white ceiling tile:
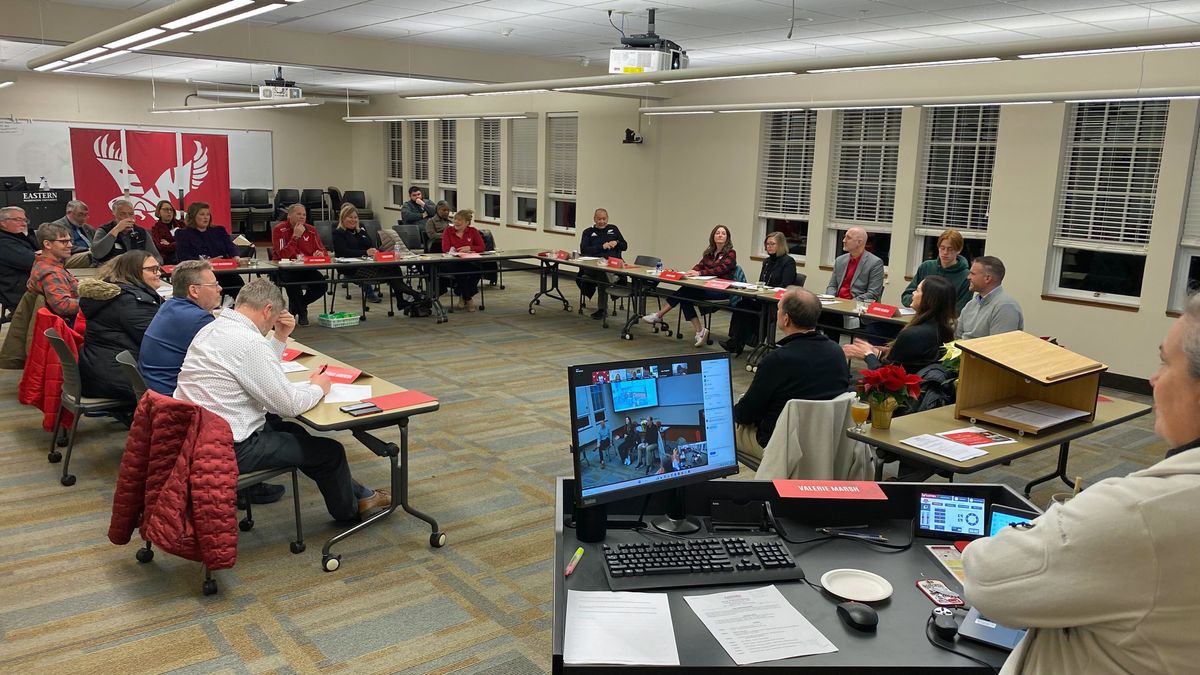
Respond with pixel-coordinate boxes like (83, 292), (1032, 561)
(277, 15), (385, 32)
(357, 0), (468, 10)
(934, 4), (1041, 21)
(1015, 0), (1127, 11)
(918, 22), (1004, 36)
(806, 35), (880, 47)
(473, 0), (577, 13)
(1089, 15), (1197, 30)
(953, 29), (1044, 43)
(1151, 0), (1200, 14)
(345, 2), (430, 19)
(981, 15), (1079, 30)
(874, 0), (994, 10)
(867, 13), (962, 29)
(854, 28), (937, 41)
(1059, 6), (1165, 23)
(1010, 22), (1115, 38)
(878, 35), (973, 48)
(415, 13), (494, 28)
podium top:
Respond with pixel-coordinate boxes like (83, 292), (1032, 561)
(956, 330), (1106, 385)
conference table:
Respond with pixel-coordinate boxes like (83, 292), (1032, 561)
(845, 398), (1152, 495)
(283, 339), (446, 572)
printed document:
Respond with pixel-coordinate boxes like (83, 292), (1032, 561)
(564, 590), (679, 665)
(684, 585), (837, 665)
(279, 361), (308, 373)
(902, 434), (988, 461)
(323, 384), (373, 404)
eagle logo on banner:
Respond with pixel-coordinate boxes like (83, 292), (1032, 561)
(92, 134), (209, 220)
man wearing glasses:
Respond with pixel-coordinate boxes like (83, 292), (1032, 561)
(138, 259), (221, 397)
(0, 207), (37, 311)
(27, 222), (80, 324)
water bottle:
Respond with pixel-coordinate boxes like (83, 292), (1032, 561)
(655, 260), (663, 275)
(392, 241), (401, 256)
(38, 176), (49, 190)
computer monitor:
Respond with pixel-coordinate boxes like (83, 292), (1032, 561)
(568, 352), (739, 533)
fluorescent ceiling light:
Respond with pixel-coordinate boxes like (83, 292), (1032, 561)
(644, 110), (715, 116)
(808, 57), (1000, 73)
(671, 72), (795, 84)
(810, 105), (913, 111)
(64, 47), (108, 63)
(553, 82), (656, 92)
(405, 93), (469, 100)
(149, 98), (321, 113)
(33, 61), (68, 72)
(130, 32), (193, 50)
(104, 28), (164, 49)
(194, 3), (285, 31)
(86, 50), (130, 65)
(1018, 42), (1200, 59)
(1064, 95), (1200, 103)
(469, 89), (550, 96)
(162, 0), (253, 30)
(0, 81), (13, 89)
(342, 112), (536, 123)
(717, 108), (807, 114)
(56, 63), (89, 72)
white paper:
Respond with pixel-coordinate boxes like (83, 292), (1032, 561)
(1008, 400), (1089, 422)
(280, 361), (309, 373)
(335, 257), (361, 263)
(936, 426), (1016, 448)
(684, 585), (836, 665)
(897, 307), (916, 315)
(323, 383), (373, 404)
(820, 300), (838, 305)
(692, 275), (716, 280)
(232, 234), (252, 246)
(575, 256), (600, 261)
(564, 590), (679, 666)
(155, 284), (172, 298)
(901, 434), (988, 461)
(984, 406), (1059, 429)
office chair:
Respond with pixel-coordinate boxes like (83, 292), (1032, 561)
(673, 264), (745, 346)
(393, 223), (422, 250)
(477, 228), (503, 288)
(300, 189), (326, 221)
(612, 255), (669, 336)
(750, 392), (874, 480)
(326, 186), (344, 213)
(244, 188), (274, 235)
(44, 328), (128, 486)
(274, 189), (300, 221)
(229, 189), (250, 235)
(343, 191), (373, 220)
(114, 350), (147, 401)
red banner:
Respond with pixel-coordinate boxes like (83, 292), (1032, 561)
(68, 128), (126, 226)
(125, 130), (178, 229)
(179, 133), (230, 228)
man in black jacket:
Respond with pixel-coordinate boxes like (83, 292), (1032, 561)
(0, 207), (37, 310)
(576, 208), (628, 319)
(734, 288), (851, 458)
(399, 186), (437, 224)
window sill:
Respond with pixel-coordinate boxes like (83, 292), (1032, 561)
(1040, 294), (1140, 312)
(544, 227), (575, 236)
(476, 218), (500, 225)
(506, 223), (536, 231)
(384, 206), (402, 212)
(1167, 310), (1182, 318)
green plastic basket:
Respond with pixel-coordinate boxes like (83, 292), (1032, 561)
(317, 312), (360, 328)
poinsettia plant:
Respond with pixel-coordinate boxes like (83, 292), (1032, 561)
(857, 364), (922, 407)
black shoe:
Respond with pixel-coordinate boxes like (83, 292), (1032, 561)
(720, 338), (743, 356)
(590, 308), (606, 320)
(236, 482), (285, 509)
(298, 313), (309, 326)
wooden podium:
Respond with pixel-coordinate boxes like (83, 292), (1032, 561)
(954, 331), (1107, 435)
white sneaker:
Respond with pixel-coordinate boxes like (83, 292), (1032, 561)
(694, 328), (709, 347)
(641, 312), (660, 325)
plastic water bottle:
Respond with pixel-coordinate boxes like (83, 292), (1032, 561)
(656, 260), (663, 275)
(393, 241), (401, 256)
(38, 176), (49, 190)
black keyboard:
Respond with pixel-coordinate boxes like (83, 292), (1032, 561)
(602, 536), (804, 591)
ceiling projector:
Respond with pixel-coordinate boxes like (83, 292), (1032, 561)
(259, 67), (302, 101)
(609, 9), (688, 74)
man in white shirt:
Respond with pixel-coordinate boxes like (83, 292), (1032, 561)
(175, 278), (389, 521)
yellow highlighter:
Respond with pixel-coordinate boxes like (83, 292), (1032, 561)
(564, 547), (584, 577)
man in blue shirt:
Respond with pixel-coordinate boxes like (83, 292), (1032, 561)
(138, 259), (220, 396)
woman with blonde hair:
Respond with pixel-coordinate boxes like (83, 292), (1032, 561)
(332, 203), (382, 303)
(722, 231), (798, 356)
(441, 208), (485, 311)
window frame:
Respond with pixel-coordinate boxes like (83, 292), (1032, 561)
(509, 117), (539, 228)
(437, 119), (457, 200)
(1171, 117), (1200, 312)
(826, 107), (903, 264)
(477, 119), (502, 223)
(546, 114), (578, 232)
(409, 119), (430, 192)
(757, 110), (817, 260)
(386, 121), (404, 209)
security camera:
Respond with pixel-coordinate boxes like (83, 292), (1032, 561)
(623, 128), (643, 144)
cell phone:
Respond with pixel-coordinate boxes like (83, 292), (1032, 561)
(339, 402), (376, 413)
(347, 405), (382, 417)
(916, 579), (966, 607)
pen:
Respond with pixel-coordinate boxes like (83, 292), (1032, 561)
(564, 547), (584, 577)
(317, 364), (327, 375)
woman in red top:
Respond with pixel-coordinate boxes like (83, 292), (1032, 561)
(441, 209), (486, 312)
(270, 203), (328, 325)
(642, 224), (737, 347)
(150, 200), (180, 264)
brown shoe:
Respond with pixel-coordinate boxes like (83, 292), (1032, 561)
(465, 297), (477, 312)
(358, 489), (391, 516)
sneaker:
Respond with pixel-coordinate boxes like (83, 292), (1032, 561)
(694, 327), (709, 347)
(640, 312), (660, 325)
(358, 488), (391, 517)
(590, 308), (606, 320)
(368, 290), (383, 304)
(236, 482), (285, 509)
(465, 297), (477, 312)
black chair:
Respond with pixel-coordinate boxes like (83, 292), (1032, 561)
(301, 189), (326, 221)
(344, 190), (373, 220)
(244, 188), (274, 235)
(393, 223), (422, 251)
(477, 228), (503, 289)
(327, 186), (344, 213)
(361, 220), (382, 248)
(229, 189), (250, 235)
(274, 189), (300, 221)
(114, 350), (147, 401)
(313, 221), (336, 251)
(610, 255), (666, 333)
(44, 328), (128, 486)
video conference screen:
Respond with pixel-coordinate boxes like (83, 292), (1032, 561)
(569, 353), (738, 507)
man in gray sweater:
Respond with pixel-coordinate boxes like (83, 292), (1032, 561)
(956, 255), (1023, 339)
(962, 295), (1200, 674)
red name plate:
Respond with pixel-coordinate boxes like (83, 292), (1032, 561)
(161, 265), (175, 275)
(659, 270), (684, 281)
(321, 365), (362, 383)
(555, 250), (570, 260)
(865, 302), (898, 318)
(303, 255), (331, 265)
(281, 348), (306, 362)
(704, 278), (732, 289)
(537, 250), (552, 257)
(774, 288), (788, 299)
(606, 256), (624, 268)
(774, 480), (888, 500)
(373, 251), (396, 262)
(209, 258), (238, 270)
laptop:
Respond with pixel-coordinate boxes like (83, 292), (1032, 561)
(958, 504), (1037, 651)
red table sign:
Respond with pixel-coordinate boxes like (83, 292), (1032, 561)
(304, 255), (331, 265)
(281, 348), (307, 362)
(774, 480), (888, 500)
(366, 390), (437, 411)
(321, 365), (362, 383)
(606, 256), (625, 268)
(774, 288), (788, 299)
(865, 302), (898, 318)
(659, 270), (684, 281)
(209, 257), (238, 270)
(161, 264), (175, 275)
(373, 251), (396, 262)
(555, 250), (570, 260)
(704, 278), (733, 290)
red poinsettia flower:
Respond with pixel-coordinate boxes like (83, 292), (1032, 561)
(857, 364), (921, 407)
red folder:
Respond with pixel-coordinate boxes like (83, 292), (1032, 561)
(774, 288), (787, 299)
(659, 270), (684, 281)
(281, 348), (306, 362)
(774, 480), (888, 500)
(303, 255), (331, 265)
(704, 279), (732, 290)
(865, 302), (898, 318)
(209, 258), (238, 270)
(373, 251), (396, 262)
(321, 365), (362, 383)
(366, 390), (437, 411)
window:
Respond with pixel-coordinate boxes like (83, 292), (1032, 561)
(410, 120), (429, 188)
(1049, 101), (1168, 302)
(758, 110), (816, 257)
(510, 117), (537, 225)
(438, 119), (456, 194)
(478, 119), (502, 221)
(914, 105), (998, 271)
(829, 107), (903, 264)
(1171, 119), (1200, 311)
(442, 189), (458, 211)
(386, 122), (403, 208)
(547, 115), (578, 230)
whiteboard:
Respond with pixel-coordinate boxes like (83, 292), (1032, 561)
(0, 118), (272, 189)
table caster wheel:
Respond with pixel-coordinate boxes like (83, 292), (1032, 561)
(746, 364), (754, 372)
(528, 308), (535, 314)
(562, 304), (570, 312)
(202, 579), (218, 595)
(969, 417), (977, 424)
(61, 474), (76, 487)
(623, 334), (632, 340)
(534, 299), (541, 305)
(48, 450), (62, 463)
(322, 555), (341, 572)
(290, 541), (306, 554)
(136, 547), (154, 563)
(430, 531), (447, 548)
(239, 518), (254, 532)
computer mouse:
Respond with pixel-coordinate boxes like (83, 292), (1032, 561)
(837, 601), (879, 632)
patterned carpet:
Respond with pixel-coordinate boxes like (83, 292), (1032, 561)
(0, 267), (1165, 673)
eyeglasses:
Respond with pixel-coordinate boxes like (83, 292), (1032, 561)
(2, 216), (29, 223)
(191, 282), (221, 288)
(52, 238), (73, 244)
(143, 265), (162, 273)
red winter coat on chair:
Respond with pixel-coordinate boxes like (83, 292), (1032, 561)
(108, 390), (240, 570)
(18, 308), (86, 431)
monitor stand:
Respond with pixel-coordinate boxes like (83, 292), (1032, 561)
(651, 487), (701, 534)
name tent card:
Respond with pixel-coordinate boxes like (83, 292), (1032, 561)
(366, 390), (437, 411)
(774, 480), (888, 500)
(281, 348), (307, 362)
(303, 255), (331, 265)
(865, 302), (898, 318)
(209, 258), (238, 270)
(774, 288), (788, 300)
(606, 256), (625, 268)
(322, 365), (362, 383)
(659, 270), (684, 281)
(704, 279), (733, 290)
(373, 251), (396, 262)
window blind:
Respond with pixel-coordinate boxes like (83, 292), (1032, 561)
(1054, 101), (1168, 253)
(1180, 121), (1200, 247)
(438, 120), (456, 185)
(410, 120), (429, 182)
(510, 117), (537, 192)
(478, 119), (501, 190)
(830, 108), (902, 227)
(758, 110), (817, 218)
(387, 122), (403, 181)
(917, 105), (999, 236)
(548, 116), (578, 197)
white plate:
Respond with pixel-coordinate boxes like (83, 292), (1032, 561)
(820, 569), (893, 602)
